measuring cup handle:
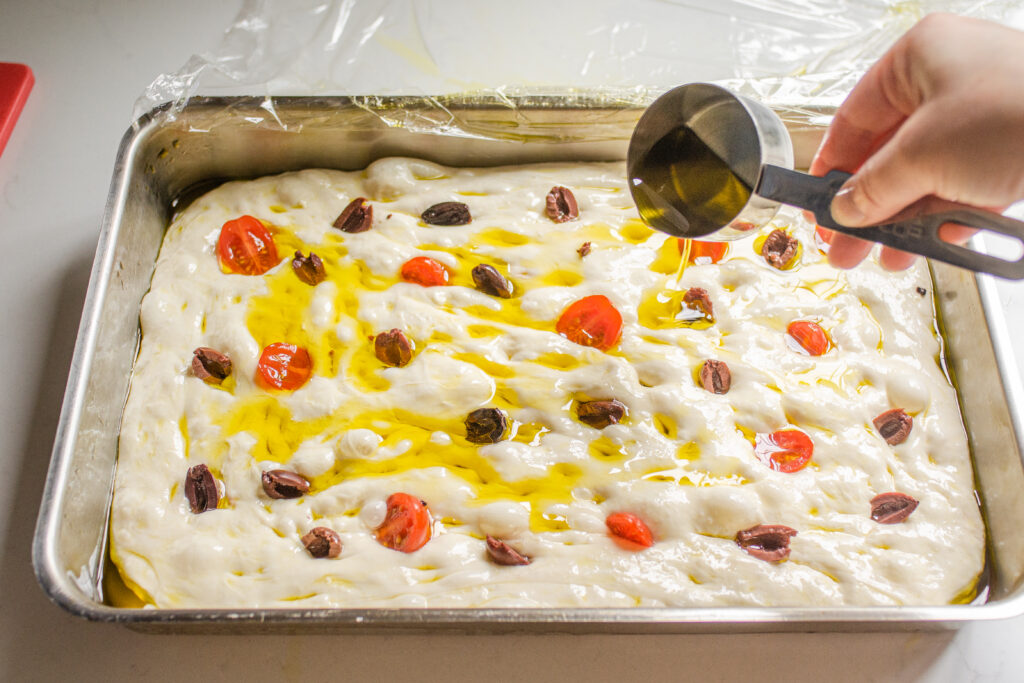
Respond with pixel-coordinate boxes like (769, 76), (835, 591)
(758, 165), (1024, 279)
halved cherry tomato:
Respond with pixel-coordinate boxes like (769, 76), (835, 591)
(755, 429), (814, 473)
(256, 343), (312, 390)
(606, 511), (654, 550)
(677, 238), (728, 265)
(401, 256), (450, 287)
(787, 320), (830, 356)
(815, 225), (834, 249)
(556, 295), (622, 351)
(374, 493), (432, 552)
(217, 215), (279, 275)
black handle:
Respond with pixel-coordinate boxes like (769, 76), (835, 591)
(757, 165), (1024, 280)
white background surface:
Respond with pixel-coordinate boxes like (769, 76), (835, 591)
(2, 1), (1024, 681)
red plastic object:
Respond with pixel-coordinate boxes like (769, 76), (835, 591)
(0, 63), (33, 159)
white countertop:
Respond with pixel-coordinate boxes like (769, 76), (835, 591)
(2, 1), (1023, 680)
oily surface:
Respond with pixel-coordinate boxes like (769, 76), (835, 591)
(111, 158), (983, 608)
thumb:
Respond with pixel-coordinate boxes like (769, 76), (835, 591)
(829, 113), (937, 227)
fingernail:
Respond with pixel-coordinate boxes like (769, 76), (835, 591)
(830, 183), (867, 226)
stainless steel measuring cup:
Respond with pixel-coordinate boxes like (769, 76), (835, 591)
(627, 82), (1024, 279)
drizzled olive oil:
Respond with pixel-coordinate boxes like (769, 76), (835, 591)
(631, 125), (752, 237)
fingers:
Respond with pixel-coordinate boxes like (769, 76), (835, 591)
(823, 235), (921, 271)
(937, 223), (977, 245)
(878, 247), (917, 271)
(820, 195), (985, 270)
(826, 237), (918, 271)
(826, 232), (874, 269)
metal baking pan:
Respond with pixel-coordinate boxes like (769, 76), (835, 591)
(32, 95), (1024, 633)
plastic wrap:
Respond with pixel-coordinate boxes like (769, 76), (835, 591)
(135, 0), (1021, 138)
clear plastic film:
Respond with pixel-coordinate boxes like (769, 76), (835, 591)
(135, 0), (1023, 138)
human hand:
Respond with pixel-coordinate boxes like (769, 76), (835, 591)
(810, 13), (1024, 270)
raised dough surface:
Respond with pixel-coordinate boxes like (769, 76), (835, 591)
(111, 158), (984, 608)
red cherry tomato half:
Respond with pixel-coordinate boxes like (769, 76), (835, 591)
(556, 295), (623, 351)
(677, 238), (728, 265)
(815, 225), (834, 248)
(401, 256), (450, 287)
(256, 343), (312, 391)
(755, 429), (814, 473)
(217, 215), (279, 275)
(787, 320), (830, 356)
(374, 493), (432, 552)
(605, 512), (654, 550)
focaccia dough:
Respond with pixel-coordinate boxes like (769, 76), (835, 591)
(111, 158), (984, 608)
